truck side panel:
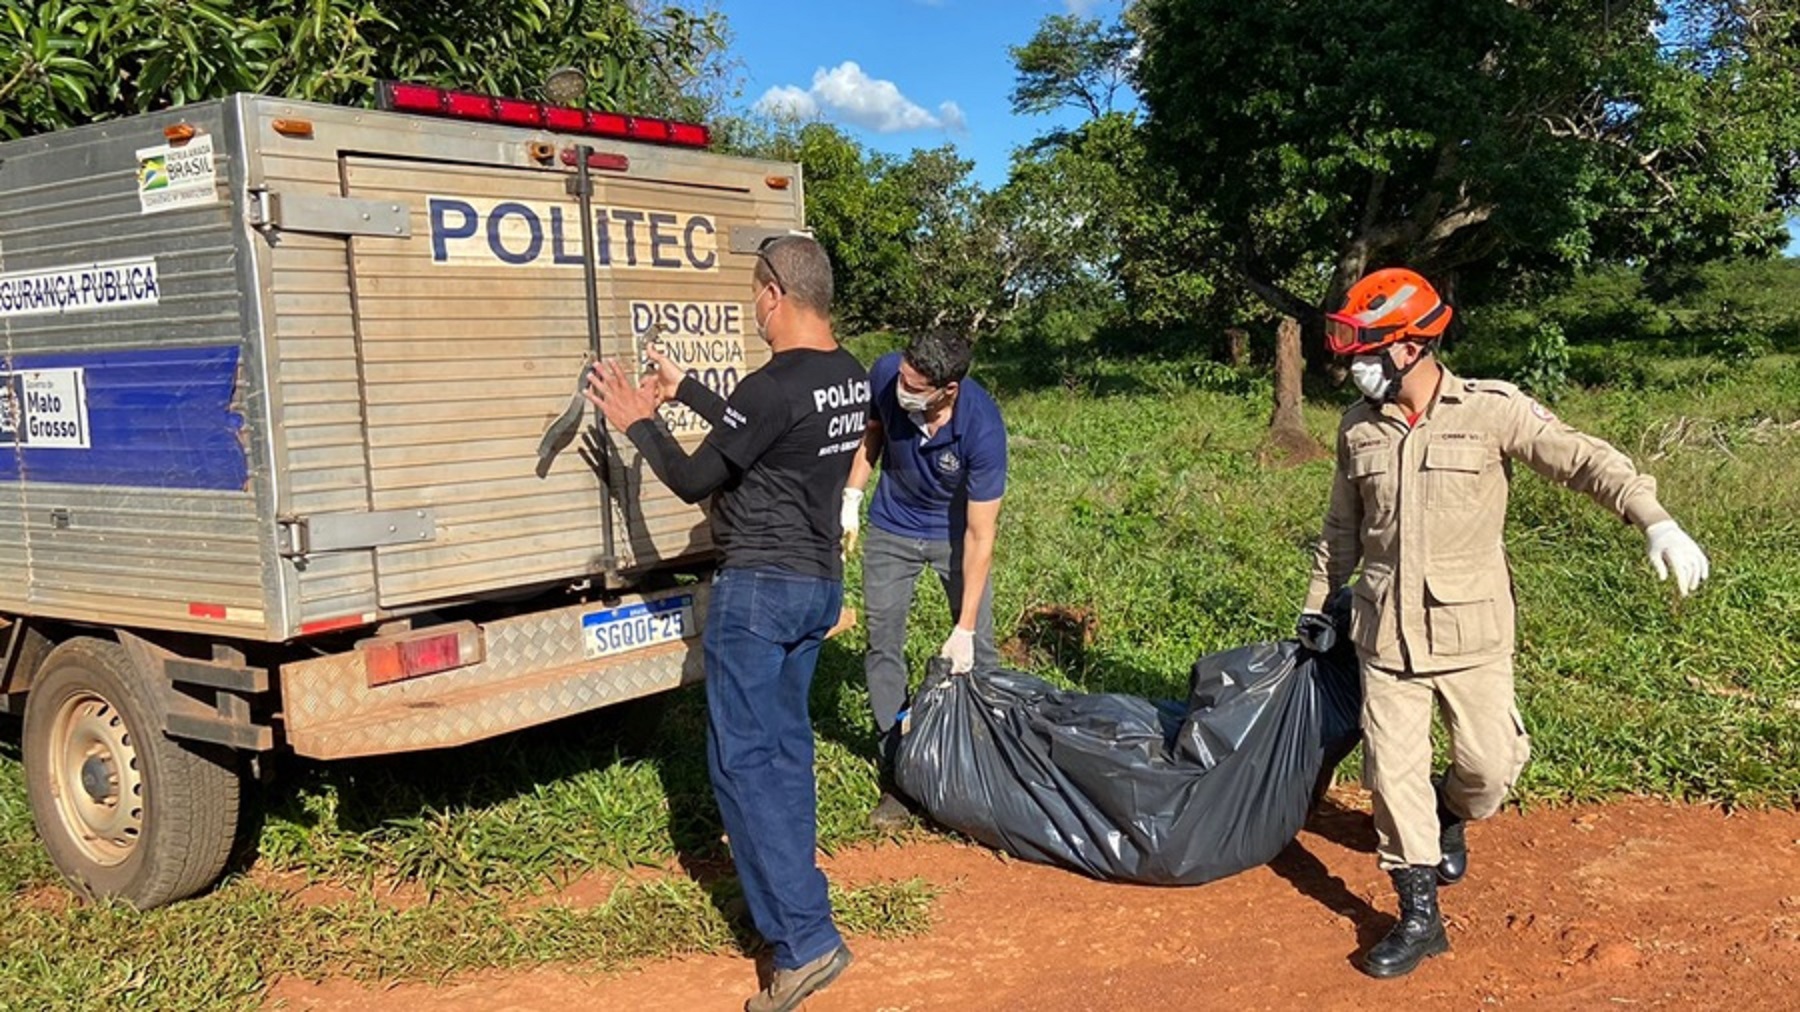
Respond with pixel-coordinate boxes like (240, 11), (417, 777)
(0, 105), (276, 636)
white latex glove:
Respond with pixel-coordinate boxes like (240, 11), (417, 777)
(940, 627), (975, 674)
(840, 487), (864, 554)
(1645, 520), (1710, 597)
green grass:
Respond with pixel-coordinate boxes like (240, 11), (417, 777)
(0, 873), (935, 1012)
(0, 345), (1796, 1005)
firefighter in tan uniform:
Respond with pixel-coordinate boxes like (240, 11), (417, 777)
(1297, 268), (1711, 979)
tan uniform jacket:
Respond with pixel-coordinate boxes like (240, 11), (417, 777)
(1302, 366), (1671, 674)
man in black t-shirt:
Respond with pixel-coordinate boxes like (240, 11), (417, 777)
(587, 235), (869, 1012)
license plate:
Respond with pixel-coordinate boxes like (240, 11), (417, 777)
(581, 594), (695, 659)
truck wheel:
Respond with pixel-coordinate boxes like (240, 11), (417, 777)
(22, 638), (241, 907)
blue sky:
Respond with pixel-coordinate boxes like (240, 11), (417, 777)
(711, 0), (1121, 188)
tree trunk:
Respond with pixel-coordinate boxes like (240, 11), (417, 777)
(1270, 316), (1305, 434)
(1224, 327), (1249, 367)
(1262, 315), (1328, 466)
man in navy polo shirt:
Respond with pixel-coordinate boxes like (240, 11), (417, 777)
(842, 328), (1007, 830)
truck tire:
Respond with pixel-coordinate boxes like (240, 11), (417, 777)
(22, 637), (241, 908)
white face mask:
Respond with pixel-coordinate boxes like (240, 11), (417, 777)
(895, 387), (933, 413)
(1350, 355), (1394, 402)
(751, 285), (777, 345)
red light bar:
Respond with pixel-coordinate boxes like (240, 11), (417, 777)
(586, 111), (631, 138)
(374, 81), (711, 148)
(444, 90), (494, 118)
(543, 105), (585, 131)
(670, 122), (711, 147)
(629, 117), (674, 143)
(494, 97), (543, 127)
(382, 81), (444, 114)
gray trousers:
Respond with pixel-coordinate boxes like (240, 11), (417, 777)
(863, 525), (998, 736)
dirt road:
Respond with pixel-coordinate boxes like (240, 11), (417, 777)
(271, 795), (1800, 1010)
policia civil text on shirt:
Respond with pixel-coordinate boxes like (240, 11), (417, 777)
(840, 328), (1008, 831)
(1298, 268), (1710, 980)
(586, 235), (869, 1012)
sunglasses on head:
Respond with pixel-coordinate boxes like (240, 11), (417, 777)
(756, 236), (788, 294)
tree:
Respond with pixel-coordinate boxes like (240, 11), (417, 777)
(1009, 12), (1137, 120)
(0, 0), (727, 140)
(884, 146), (1008, 334)
(1005, 13), (1226, 331)
(729, 119), (1012, 336)
(1135, 0), (1800, 365)
(1007, 9), (1308, 456)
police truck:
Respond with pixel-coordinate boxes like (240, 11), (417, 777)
(0, 85), (802, 906)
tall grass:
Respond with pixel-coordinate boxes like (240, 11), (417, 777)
(0, 346), (1794, 1006)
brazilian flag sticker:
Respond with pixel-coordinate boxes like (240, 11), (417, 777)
(138, 155), (169, 191)
(135, 133), (216, 214)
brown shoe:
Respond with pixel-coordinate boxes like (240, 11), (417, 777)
(745, 945), (853, 1012)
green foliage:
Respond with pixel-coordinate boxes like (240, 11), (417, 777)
(0, 752), (50, 896)
(0, 0), (727, 140)
(1001, 14), (1228, 335)
(1135, 0), (1800, 327)
(1517, 322), (1573, 401)
(2, 346), (1797, 1002)
(729, 119), (1025, 337)
(1455, 258), (1800, 387)
(1008, 13), (1136, 119)
(727, 121), (912, 333)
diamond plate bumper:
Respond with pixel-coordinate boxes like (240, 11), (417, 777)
(279, 585), (707, 759)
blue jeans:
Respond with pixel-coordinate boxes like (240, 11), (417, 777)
(703, 566), (845, 970)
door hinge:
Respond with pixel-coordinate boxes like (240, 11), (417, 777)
(279, 509), (437, 556)
(250, 191), (411, 238)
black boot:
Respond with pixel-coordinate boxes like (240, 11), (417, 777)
(1362, 865), (1450, 979)
(1435, 774), (1468, 886)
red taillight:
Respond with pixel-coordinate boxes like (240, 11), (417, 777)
(559, 148), (631, 172)
(360, 622), (484, 687)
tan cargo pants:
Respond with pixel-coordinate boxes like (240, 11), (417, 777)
(1363, 657), (1532, 870)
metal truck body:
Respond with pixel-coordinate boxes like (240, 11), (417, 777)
(0, 93), (799, 904)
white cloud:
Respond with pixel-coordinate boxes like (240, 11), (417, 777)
(1064, 0), (1105, 14)
(754, 61), (963, 134)
(754, 84), (818, 121)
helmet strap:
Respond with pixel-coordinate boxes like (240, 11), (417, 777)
(1370, 340), (1433, 403)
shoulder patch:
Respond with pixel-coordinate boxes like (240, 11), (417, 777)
(1529, 399), (1557, 423)
(1466, 378), (1521, 397)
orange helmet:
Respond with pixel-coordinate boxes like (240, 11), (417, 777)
(1324, 268), (1453, 356)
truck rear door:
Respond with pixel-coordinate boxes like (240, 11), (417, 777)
(340, 154), (777, 607)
